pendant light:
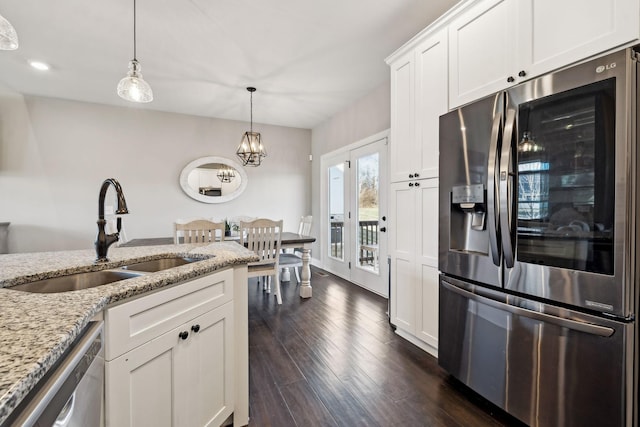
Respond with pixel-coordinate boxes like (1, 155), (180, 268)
(0, 13), (19, 50)
(217, 166), (236, 183)
(117, 0), (153, 103)
(236, 87), (267, 166)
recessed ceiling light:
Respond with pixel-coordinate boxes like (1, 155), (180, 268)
(29, 60), (50, 71)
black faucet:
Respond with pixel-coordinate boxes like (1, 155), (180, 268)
(95, 178), (129, 263)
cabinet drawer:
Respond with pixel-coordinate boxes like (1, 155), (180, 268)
(105, 268), (233, 360)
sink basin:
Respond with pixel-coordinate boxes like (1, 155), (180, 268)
(121, 256), (203, 273)
(8, 270), (142, 293)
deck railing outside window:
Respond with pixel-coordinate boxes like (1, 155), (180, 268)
(329, 220), (378, 266)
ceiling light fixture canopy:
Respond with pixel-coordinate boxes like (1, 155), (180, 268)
(0, 13), (19, 50)
(117, 0), (153, 103)
(236, 87), (267, 167)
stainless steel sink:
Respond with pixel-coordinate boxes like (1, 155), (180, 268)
(121, 256), (202, 273)
(7, 270), (142, 293)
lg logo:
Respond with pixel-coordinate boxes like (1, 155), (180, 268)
(596, 62), (617, 73)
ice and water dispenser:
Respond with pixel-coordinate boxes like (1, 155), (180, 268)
(449, 184), (489, 254)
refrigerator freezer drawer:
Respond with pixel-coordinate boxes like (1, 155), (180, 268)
(439, 276), (633, 427)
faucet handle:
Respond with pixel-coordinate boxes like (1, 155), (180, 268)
(116, 217), (122, 233)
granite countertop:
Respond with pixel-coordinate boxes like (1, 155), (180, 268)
(0, 242), (258, 425)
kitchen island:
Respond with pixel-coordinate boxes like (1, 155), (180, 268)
(0, 242), (257, 426)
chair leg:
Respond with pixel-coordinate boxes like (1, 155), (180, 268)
(294, 266), (301, 284)
(264, 276), (271, 292)
(273, 273), (282, 305)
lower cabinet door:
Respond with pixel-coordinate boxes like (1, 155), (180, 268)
(182, 302), (234, 427)
(105, 302), (234, 427)
(105, 324), (184, 427)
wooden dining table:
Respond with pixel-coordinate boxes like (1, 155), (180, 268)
(121, 232), (317, 298)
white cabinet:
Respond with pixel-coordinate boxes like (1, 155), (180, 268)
(518, 0), (639, 78)
(448, 0), (517, 108)
(389, 178), (439, 355)
(104, 268), (237, 427)
(389, 50), (415, 183)
(389, 29), (448, 182)
(387, 27), (447, 356)
(449, 0), (640, 108)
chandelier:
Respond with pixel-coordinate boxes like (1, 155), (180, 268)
(217, 167), (236, 183)
(236, 87), (267, 166)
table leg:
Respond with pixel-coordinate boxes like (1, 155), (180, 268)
(299, 248), (312, 298)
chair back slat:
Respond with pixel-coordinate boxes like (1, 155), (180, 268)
(240, 219), (282, 267)
(298, 215), (313, 235)
(174, 219), (225, 244)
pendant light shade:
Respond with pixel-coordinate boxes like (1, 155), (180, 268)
(117, 59), (153, 103)
(117, 0), (153, 103)
(0, 13), (19, 50)
(236, 87), (267, 166)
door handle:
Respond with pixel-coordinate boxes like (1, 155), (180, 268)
(441, 280), (615, 337)
(499, 109), (517, 268)
(487, 109), (502, 267)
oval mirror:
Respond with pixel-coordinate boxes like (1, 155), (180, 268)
(179, 156), (247, 203)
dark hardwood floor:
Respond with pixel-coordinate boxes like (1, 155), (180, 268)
(247, 267), (526, 427)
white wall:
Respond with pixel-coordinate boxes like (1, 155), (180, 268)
(0, 89), (311, 253)
(310, 81), (390, 259)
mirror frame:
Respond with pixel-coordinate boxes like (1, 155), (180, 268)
(179, 156), (248, 204)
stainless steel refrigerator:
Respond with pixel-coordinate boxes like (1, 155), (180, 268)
(438, 46), (638, 426)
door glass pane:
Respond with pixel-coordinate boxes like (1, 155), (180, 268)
(356, 152), (379, 273)
(328, 163), (345, 261)
(516, 78), (615, 275)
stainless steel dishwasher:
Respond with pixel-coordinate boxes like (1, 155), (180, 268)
(3, 321), (104, 427)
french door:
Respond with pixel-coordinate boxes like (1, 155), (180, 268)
(324, 137), (388, 296)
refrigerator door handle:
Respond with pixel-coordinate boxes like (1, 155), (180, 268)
(487, 113), (502, 266)
(499, 108), (517, 268)
(441, 280), (615, 337)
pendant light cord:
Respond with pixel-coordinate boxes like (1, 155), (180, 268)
(133, 0), (137, 60)
(250, 90), (253, 133)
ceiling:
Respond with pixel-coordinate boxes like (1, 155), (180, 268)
(0, 0), (458, 129)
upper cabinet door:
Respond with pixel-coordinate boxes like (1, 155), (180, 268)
(449, 0), (517, 108)
(415, 30), (448, 180)
(389, 28), (448, 183)
(516, 0), (640, 78)
(448, 0), (639, 109)
(389, 50), (416, 183)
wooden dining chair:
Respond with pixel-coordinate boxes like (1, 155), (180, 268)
(174, 219), (225, 244)
(240, 218), (283, 304)
(279, 216), (312, 283)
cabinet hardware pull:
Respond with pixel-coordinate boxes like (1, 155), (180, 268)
(415, 182), (420, 187)
(518, 70), (526, 77)
(409, 174), (414, 178)
(382, 216), (386, 221)
(414, 173), (420, 178)
(380, 227), (387, 232)
(191, 324), (201, 333)
(409, 182), (414, 187)
(507, 76), (515, 83)
(179, 331), (189, 340)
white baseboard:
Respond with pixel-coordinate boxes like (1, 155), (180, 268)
(394, 328), (438, 359)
